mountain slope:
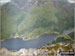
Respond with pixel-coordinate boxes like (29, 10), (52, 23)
(1, 2), (26, 39)
(1, 0), (74, 40)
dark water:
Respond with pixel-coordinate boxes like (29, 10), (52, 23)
(1, 33), (59, 50)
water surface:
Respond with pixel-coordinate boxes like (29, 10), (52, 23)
(1, 33), (59, 50)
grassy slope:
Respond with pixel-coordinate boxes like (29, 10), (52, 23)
(1, 0), (74, 40)
(18, 1), (58, 38)
(1, 3), (26, 40)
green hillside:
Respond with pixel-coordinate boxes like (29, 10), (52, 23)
(1, 0), (74, 40)
(1, 3), (26, 39)
(52, 34), (74, 44)
(18, 1), (58, 38)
